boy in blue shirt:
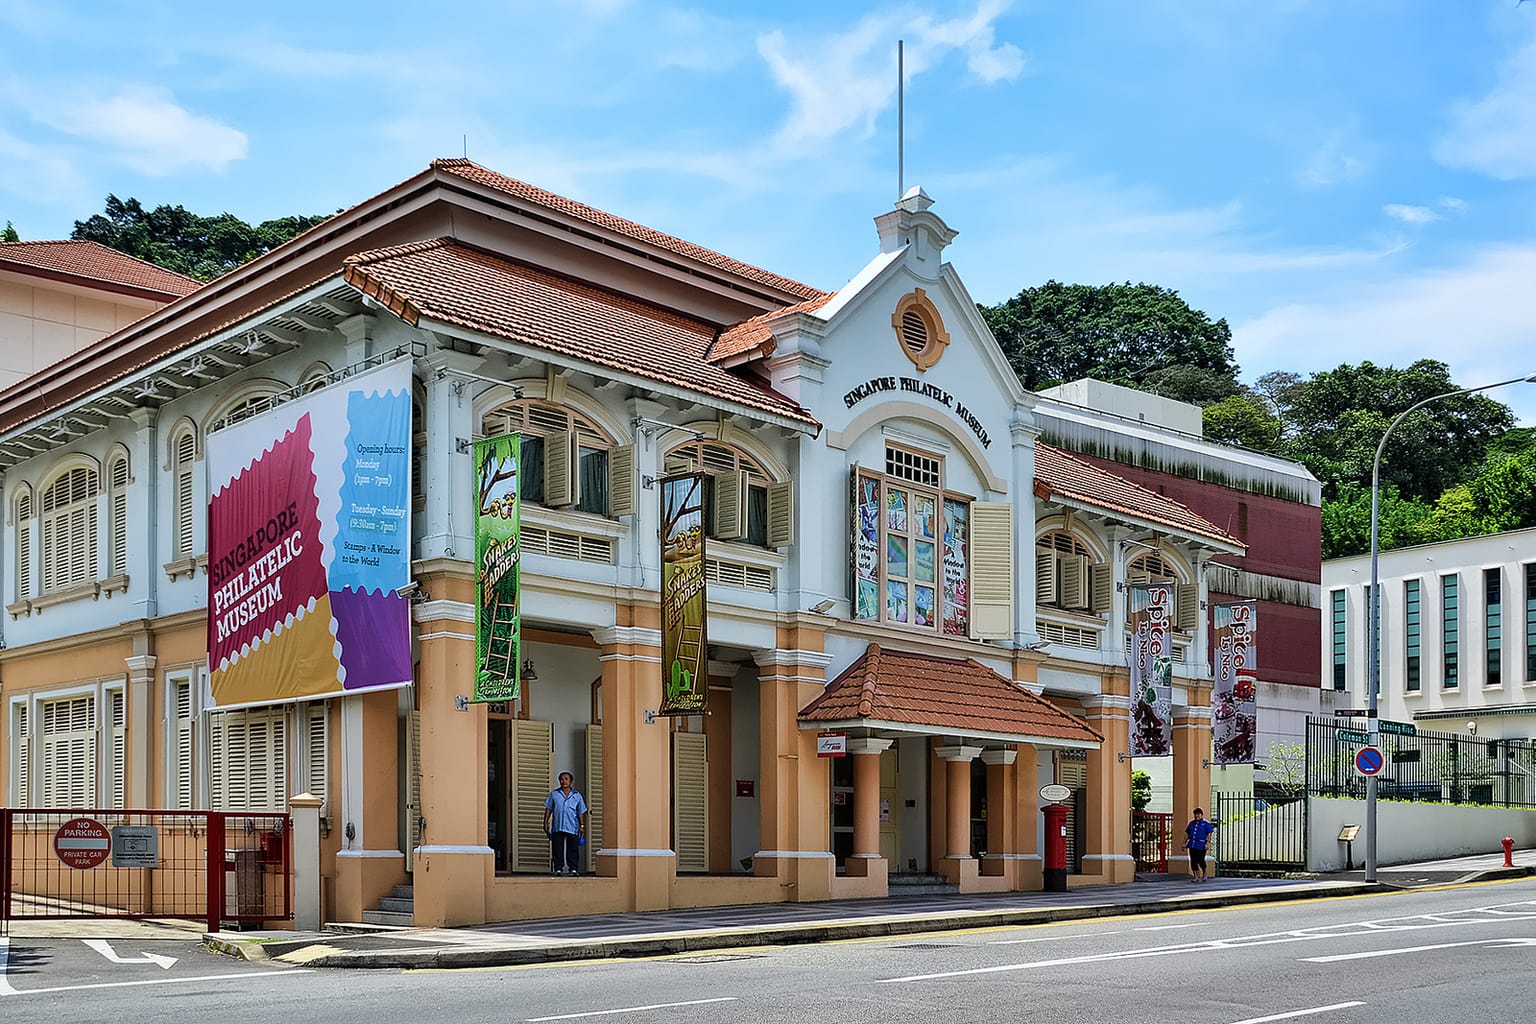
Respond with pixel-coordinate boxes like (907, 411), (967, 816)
(1183, 808), (1216, 882)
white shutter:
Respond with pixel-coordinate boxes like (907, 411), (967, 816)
(672, 731), (708, 873)
(1034, 549), (1057, 605)
(713, 470), (747, 541)
(1090, 563), (1114, 614)
(210, 708), (287, 812)
(766, 481), (795, 548)
(607, 444), (636, 517)
(41, 695), (96, 808)
(109, 457), (129, 577)
(15, 493), (32, 600)
(172, 680), (194, 810)
(1061, 554), (1090, 610)
(304, 704), (330, 810)
(543, 429), (578, 507)
(406, 710), (422, 872)
(510, 720), (554, 873)
(174, 430), (197, 559)
(1175, 583), (1200, 631)
(585, 723), (604, 873)
(109, 689), (126, 809)
(14, 703), (30, 806)
(969, 502), (1015, 640)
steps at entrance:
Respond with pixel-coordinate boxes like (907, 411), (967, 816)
(886, 873), (960, 896)
(358, 883), (414, 927)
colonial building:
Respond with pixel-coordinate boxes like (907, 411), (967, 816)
(0, 161), (1241, 927)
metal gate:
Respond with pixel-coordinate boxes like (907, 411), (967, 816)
(1, 808), (291, 933)
(1132, 811), (1173, 872)
(1212, 794), (1307, 872)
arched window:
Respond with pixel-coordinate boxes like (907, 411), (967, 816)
(170, 426), (198, 560)
(664, 439), (775, 547)
(1035, 529), (1107, 613)
(300, 362), (332, 394)
(412, 387), (427, 513)
(107, 451), (130, 578)
(40, 465), (99, 592)
(13, 486), (33, 602)
(1128, 550), (1183, 585)
(481, 400), (616, 516)
(208, 388), (280, 433)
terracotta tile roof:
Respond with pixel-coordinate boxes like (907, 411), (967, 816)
(799, 644), (1102, 746)
(709, 292), (836, 364)
(342, 238), (818, 428)
(432, 159), (824, 302)
(0, 239), (201, 300)
(1034, 441), (1243, 550)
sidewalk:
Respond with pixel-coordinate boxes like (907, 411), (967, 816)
(201, 850), (1536, 970)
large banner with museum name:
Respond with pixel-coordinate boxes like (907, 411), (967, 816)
(474, 433), (523, 702)
(207, 359), (412, 708)
(1212, 600), (1258, 765)
(660, 474), (707, 716)
(1128, 583), (1174, 758)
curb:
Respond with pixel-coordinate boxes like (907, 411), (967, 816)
(203, 935), (271, 962)
(274, 881), (1384, 970)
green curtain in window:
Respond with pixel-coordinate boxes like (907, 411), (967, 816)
(578, 449), (608, 515)
(520, 435), (545, 503)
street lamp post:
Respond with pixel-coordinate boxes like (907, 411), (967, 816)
(1365, 372), (1536, 882)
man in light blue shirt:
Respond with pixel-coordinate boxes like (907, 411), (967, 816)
(543, 771), (588, 876)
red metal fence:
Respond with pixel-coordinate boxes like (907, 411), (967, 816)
(1132, 811), (1173, 873)
(1, 808), (291, 933)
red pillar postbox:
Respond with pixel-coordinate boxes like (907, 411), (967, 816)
(1043, 803), (1069, 892)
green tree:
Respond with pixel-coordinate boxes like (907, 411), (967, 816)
(1, 221), (18, 243)
(1264, 741), (1307, 798)
(979, 281), (1239, 393)
(1279, 360), (1514, 503)
(1320, 482), (1437, 559)
(1202, 391), (1282, 450)
(71, 195), (330, 280)
(1130, 769), (1152, 813)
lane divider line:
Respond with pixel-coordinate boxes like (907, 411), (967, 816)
(527, 996), (738, 1021)
(1227, 1002), (1365, 1024)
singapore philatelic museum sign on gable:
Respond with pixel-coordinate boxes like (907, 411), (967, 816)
(842, 375), (993, 450)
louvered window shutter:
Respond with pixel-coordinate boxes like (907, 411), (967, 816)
(766, 481), (794, 548)
(174, 431), (196, 558)
(1061, 554), (1090, 610)
(607, 444), (636, 517)
(110, 689), (126, 809)
(713, 470), (748, 541)
(1090, 563), (1114, 614)
(305, 705), (329, 809)
(1034, 549), (1057, 605)
(109, 457), (129, 577)
(510, 720), (554, 873)
(209, 711), (228, 809)
(173, 681), (194, 810)
(406, 710), (422, 871)
(585, 723), (604, 873)
(1175, 583), (1200, 631)
(15, 703), (30, 806)
(969, 502), (1014, 640)
(15, 493), (32, 600)
(671, 732), (708, 873)
(42, 696), (97, 807)
(543, 430), (578, 507)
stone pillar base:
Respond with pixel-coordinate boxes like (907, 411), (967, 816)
(333, 850), (407, 923)
(845, 854), (888, 883)
(412, 847), (492, 927)
(755, 852), (836, 902)
(1080, 853), (1137, 883)
(937, 855), (979, 887)
(596, 850), (677, 911)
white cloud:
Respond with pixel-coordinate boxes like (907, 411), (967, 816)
(757, 2), (1025, 151)
(1383, 203), (1441, 226)
(0, 127), (89, 216)
(1294, 129), (1370, 188)
(1232, 245), (1536, 425)
(1436, 32), (1536, 179)
(1437, 196), (1468, 213)
(36, 86), (247, 176)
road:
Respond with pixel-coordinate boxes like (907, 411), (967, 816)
(7, 879), (1536, 1023)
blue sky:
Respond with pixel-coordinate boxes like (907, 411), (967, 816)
(4, 0), (1536, 424)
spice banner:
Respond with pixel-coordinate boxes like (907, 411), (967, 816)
(660, 474), (707, 716)
(1212, 601), (1258, 765)
(474, 433), (522, 703)
(207, 358), (412, 709)
(1128, 583), (1174, 758)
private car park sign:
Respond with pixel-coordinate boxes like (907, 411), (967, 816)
(54, 817), (112, 869)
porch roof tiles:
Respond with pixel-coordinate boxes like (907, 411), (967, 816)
(798, 644), (1102, 748)
(0, 239), (202, 300)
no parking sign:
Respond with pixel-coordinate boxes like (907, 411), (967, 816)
(1354, 746), (1385, 777)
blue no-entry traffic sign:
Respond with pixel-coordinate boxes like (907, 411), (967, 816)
(1355, 745), (1385, 777)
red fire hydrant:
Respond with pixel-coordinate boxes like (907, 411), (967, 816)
(1503, 836), (1515, 867)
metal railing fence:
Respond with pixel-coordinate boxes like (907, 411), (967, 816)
(1305, 716), (1536, 807)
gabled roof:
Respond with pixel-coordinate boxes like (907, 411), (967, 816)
(708, 292), (835, 364)
(799, 644), (1102, 748)
(432, 159), (824, 302)
(0, 240), (201, 301)
(342, 238), (818, 429)
(1034, 441), (1244, 551)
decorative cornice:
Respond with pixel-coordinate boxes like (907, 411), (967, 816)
(590, 625), (663, 648)
(935, 744), (984, 762)
(413, 598), (474, 624)
(1080, 694), (1134, 711)
(847, 736), (894, 755)
(980, 748), (1018, 766)
(752, 648), (834, 669)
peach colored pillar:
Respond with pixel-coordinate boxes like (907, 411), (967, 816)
(1013, 746), (1043, 889)
(980, 748), (1016, 880)
(1172, 701), (1213, 876)
(1083, 689), (1135, 882)
(846, 737), (892, 879)
(705, 661), (737, 876)
(934, 745), (981, 887)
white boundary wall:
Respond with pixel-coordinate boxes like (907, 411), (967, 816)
(1307, 796), (1536, 871)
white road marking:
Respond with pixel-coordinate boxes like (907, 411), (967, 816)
(1227, 1002), (1365, 1024)
(0, 938), (15, 996)
(0, 968), (309, 997)
(987, 936), (1065, 945)
(526, 997), (738, 1021)
(1300, 937), (1536, 963)
(82, 939), (177, 969)
(1135, 923), (1198, 931)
